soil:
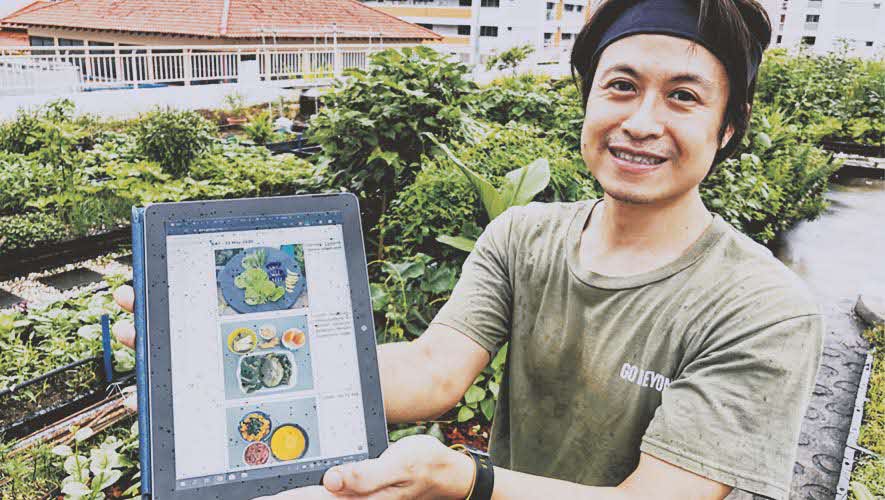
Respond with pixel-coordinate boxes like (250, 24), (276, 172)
(441, 420), (491, 452)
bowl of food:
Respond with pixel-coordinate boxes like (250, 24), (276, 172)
(228, 328), (257, 354)
(243, 442), (271, 466)
(281, 328), (307, 350)
(259, 324), (277, 340)
(269, 424), (308, 461)
(237, 351), (296, 394)
(238, 411), (272, 442)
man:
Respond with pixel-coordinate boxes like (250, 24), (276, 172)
(115, 0), (824, 498)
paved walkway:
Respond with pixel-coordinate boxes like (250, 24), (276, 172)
(774, 178), (885, 499)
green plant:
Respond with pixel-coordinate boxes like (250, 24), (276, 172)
(224, 92), (246, 117)
(426, 134), (551, 252)
(309, 46), (480, 248)
(370, 253), (458, 343)
(485, 44), (534, 73)
(0, 212), (71, 253)
(132, 108), (217, 177)
(243, 111), (276, 145)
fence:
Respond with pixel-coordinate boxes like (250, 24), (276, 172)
(0, 43), (402, 96)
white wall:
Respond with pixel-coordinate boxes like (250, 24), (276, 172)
(0, 80), (313, 121)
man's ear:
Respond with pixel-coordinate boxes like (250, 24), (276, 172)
(719, 103), (751, 150)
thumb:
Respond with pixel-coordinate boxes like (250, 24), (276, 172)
(323, 459), (406, 496)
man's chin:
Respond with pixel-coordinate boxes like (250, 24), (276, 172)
(604, 188), (659, 205)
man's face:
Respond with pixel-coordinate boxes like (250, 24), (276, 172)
(580, 34), (735, 205)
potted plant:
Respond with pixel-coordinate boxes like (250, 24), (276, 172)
(224, 92), (248, 126)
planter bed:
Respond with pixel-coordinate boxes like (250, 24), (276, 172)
(821, 140), (884, 158)
(0, 356), (106, 440)
(0, 226), (130, 281)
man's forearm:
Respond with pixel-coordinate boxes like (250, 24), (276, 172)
(378, 340), (464, 423)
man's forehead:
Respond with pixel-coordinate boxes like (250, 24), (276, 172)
(596, 34), (728, 87)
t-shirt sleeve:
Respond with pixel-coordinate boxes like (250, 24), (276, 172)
(640, 312), (825, 500)
(429, 208), (515, 357)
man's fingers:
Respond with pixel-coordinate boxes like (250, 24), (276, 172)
(112, 319), (136, 349)
(323, 459), (405, 496)
(253, 485), (338, 499)
(113, 285), (135, 313)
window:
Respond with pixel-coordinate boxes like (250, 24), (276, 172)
(480, 26), (498, 37)
(806, 14), (820, 22)
(418, 23), (433, 30)
(459, 0), (471, 6)
(544, 32), (553, 40)
(546, 2), (554, 8)
(564, 3), (575, 11)
(776, 35), (783, 43)
(480, 0), (499, 6)
(576, 5), (583, 11)
(801, 36), (816, 45)
(562, 33), (572, 40)
(867, 41), (874, 46)
(780, 14), (785, 22)
(58, 38), (84, 46)
(29, 36), (54, 46)
(457, 25), (471, 36)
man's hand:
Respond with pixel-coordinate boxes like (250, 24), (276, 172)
(258, 435), (474, 500)
(112, 285), (136, 348)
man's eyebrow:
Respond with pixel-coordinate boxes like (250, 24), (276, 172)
(599, 64), (717, 92)
(669, 73), (716, 91)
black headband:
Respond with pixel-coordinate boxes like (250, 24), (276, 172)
(590, 0), (765, 87)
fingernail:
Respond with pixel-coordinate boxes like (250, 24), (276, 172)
(324, 468), (343, 491)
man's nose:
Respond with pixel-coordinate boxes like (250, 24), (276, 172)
(621, 94), (665, 141)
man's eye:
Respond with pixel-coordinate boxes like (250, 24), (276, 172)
(609, 80), (634, 92)
(671, 90), (697, 102)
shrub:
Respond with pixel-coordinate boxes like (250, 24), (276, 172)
(0, 152), (62, 215)
(132, 109), (217, 177)
(378, 123), (598, 262)
(0, 212), (70, 253)
(701, 105), (840, 243)
(242, 111), (276, 145)
(309, 46), (479, 228)
(755, 47), (885, 145)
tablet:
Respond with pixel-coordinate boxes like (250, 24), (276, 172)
(133, 193), (386, 499)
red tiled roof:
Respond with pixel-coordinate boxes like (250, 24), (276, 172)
(0, 0), (440, 40)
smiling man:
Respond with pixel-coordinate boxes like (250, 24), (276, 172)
(115, 0), (824, 498)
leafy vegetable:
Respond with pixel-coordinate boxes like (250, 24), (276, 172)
(234, 253), (286, 305)
(240, 354), (293, 393)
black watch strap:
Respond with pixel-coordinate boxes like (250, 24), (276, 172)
(466, 447), (494, 500)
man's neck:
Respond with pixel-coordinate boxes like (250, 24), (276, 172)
(580, 190), (713, 277)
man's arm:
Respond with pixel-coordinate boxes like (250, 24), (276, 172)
(380, 323), (491, 423)
(488, 452), (732, 500)
(268, 439), (732, 500)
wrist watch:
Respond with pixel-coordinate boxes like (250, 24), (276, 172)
(450, 444), (494, 500)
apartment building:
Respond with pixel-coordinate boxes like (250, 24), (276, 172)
(360, 0), (593, 66)
(765, 0), (884, 58)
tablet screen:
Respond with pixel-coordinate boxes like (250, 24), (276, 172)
(163, 212), (370, 490)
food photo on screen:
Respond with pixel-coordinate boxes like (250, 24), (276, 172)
(215, 244), (309, 316)
(219, 315), (314, 400)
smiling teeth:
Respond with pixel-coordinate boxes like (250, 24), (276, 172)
(612, 150), (664, 165)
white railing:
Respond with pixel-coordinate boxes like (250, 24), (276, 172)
(0, 43), (404, 96)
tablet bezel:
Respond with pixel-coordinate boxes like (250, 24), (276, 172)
(142, 193), (387, 499)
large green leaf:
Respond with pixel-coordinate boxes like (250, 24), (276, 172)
(436, 234), (476, 253)
(464, 384), (486, 404)
(457, 405), (475, 422)
(424, 134), (504, 219)
(501, 158), (550, 208)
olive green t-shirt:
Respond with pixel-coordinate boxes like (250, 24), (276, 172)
(431, 200), (824, 500)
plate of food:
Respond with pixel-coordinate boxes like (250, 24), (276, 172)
(269, 424), (309, 461)
(237, 350), (296, 394)
(219, 247), (306, 314)
(239, 411), (272, 442)
(243, 442), (271, 466)
(281, 327), (307, 351)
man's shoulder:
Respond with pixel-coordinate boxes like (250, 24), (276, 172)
(499, 199), (593, 238)
(701, 218), (821, 318)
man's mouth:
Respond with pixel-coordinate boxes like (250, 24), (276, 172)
(609, 147), (667, 166)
